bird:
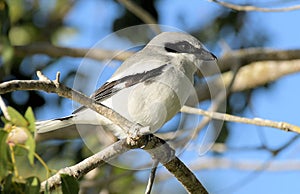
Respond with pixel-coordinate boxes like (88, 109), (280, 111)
(35, 32), (217, 142)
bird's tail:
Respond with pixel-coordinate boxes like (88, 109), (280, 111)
(34, 115), (83, 141)
(35, 115), (75, 134)
(35, 108), (127, 141)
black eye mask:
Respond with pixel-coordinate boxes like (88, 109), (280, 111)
(164, 41), (198, 54)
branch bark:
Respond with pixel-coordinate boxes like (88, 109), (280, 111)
(4, 44), (300, 74)
(196, 59), (300, 102)
(117, 0), (161, 34)
(40, 139), (130, 191)
(211, 0), (300, 12)
(0, 71), (208, 194)
(4, 43), (300, 84)
(181, 105), (300, 134)
(156, 157), (300, 182)
(0, 71), (133, 132)
(9, 43), (134, 61)
(218, 48), (300, 74)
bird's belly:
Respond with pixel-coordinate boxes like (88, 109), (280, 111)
(103, 83), (190, 133)
(127, 82), (181, 131)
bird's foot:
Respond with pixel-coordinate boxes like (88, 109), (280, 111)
(126, 124), (151, 147)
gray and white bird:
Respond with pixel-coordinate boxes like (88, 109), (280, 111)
(35, 32), (216, 141)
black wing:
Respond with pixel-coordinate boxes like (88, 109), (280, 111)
(92, 64), (168, 102)
(73, 64), (168, 114)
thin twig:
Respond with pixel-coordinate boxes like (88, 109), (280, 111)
(212, 135), (300, 193)
(142, 134), (208, 194)
(196, 60), (239, 133)
(40, 139), (130, 191)
(2, 43), (134, 61)
(210, 0), (300, 12)
(185, 61), (240, 149)
(145, 160), (159, 194)
(181, 106), (300, 134)
(157, 157), (300, 181)
(117, 0), (161, 34)
(0, 95), (10, 120)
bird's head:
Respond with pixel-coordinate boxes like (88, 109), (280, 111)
(146, 32), (217, 66)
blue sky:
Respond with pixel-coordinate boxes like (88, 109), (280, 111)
(35, 0), (300, 193)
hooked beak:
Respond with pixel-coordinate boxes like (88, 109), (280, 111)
(197, 48), (217, 61)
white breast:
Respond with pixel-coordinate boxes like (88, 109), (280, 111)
(102, 65), (195, 133)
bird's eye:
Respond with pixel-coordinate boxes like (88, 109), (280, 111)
(178, 42), (194, 53)
(164, 41), (195, 53)
(179, 43), (190, 51)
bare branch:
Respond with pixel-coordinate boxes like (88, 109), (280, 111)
(0, 71), (133, 132)
(117, 0), (161, 34)
(186, 63), (239, 144)
(8, 43), (134, 61)
(145, 160), (159, 194)
(218, 48), (300, 75)
(41, 139), (130, 191)
(0, 95), (10, 120)
(0, 72), (208, 194)
(210, 0), (300, 12)
(157, 157), (300, 183)
(196, 59), (300, 102)
(138, 134), (208, 194)
(181, 106), (300, 134)
(223, 59), (300, 92)
(5, 43), (300, 76)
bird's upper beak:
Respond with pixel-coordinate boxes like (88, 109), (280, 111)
(197, 48), (217, 61)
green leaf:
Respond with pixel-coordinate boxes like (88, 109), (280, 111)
(7, 106), (28, 127)
(2, 174), (27, 193)
(61, 174), (79, 194)
(44, 181), (50, 194)
(1, 116), (9, 125)
(24, 107), (36, 133)
(2, 173), (13, 194)
(0, 130), (10, 179)
(24, 129), (36, 165)
(25, 176), (40, 194)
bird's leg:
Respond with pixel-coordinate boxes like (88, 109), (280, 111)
(126, 124), (151, 147)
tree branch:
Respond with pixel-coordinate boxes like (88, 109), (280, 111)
(0, 95), (10, 120)
(8, 43), (134, 61)
(5, 43), (300, 76)
(0, 71), (133, 132)
(157, 157), (300, 183)
(117, 0), (161, 34)
(196, 59), (300, 102)
(181, 106), (300, 134)
(141, 134), (208, 194)
(40, 139), (130, 191)
(210, 0), (300, 12)
(0, 71), (208, 194)
(145, 159), (159, 194)
(218, 48), (300, 75)
(223, 59), (300, 92)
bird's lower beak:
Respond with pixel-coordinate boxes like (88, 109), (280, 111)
(197, 49), (217, 61)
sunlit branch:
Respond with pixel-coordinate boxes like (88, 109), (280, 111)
(40, 139), (130, 191)
(5, 43), (134, 61)
(157, 157), (300, 182)
(0, 71), (208, 194)
(181, 106), (300, 134)
(196, 59), (300, 102)
(210, 0), (300, 12)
